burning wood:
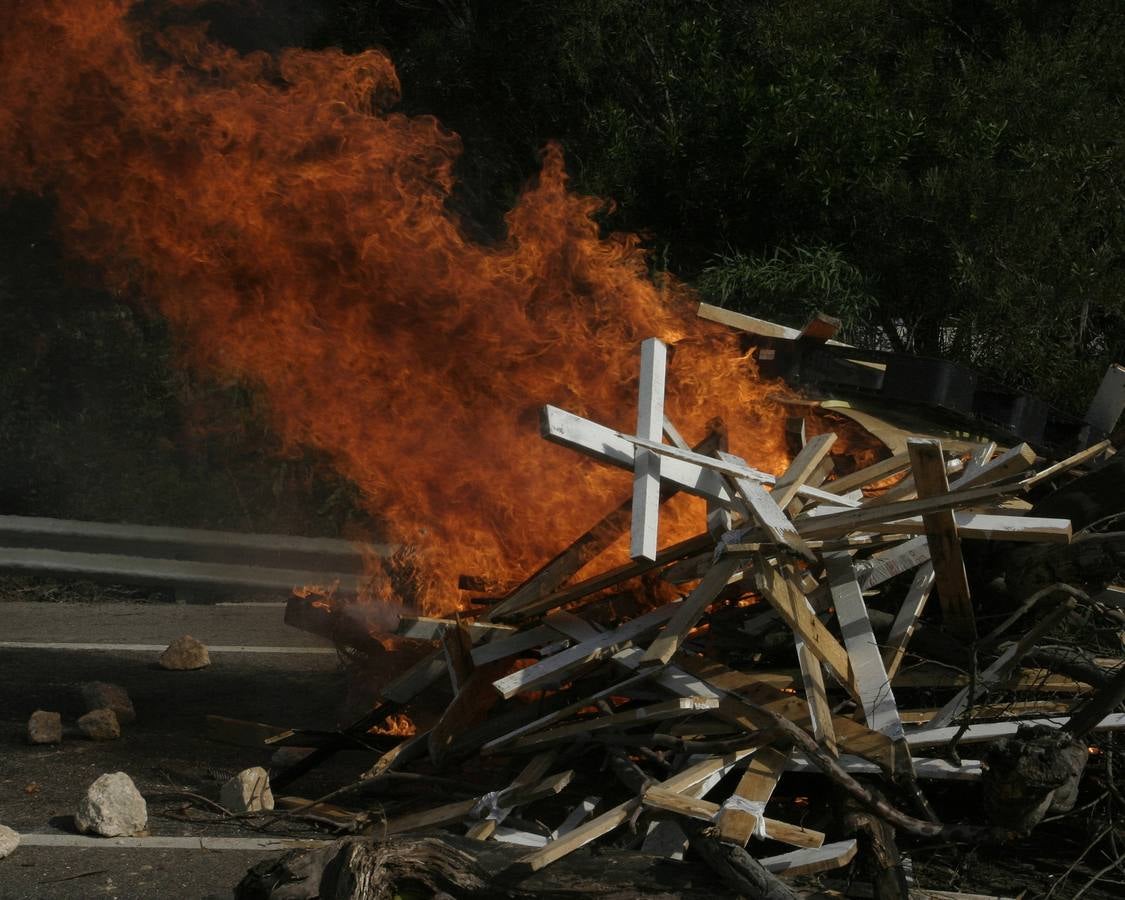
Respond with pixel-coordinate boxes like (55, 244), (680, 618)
(250, 337), (1125, 900)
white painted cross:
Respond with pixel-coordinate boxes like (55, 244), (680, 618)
(539, 339), (859, 563)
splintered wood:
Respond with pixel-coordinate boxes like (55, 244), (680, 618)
(271, 336), (1125, 897)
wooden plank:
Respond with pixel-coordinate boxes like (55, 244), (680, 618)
(908, 438), (976, 642)
(466, 752), (557, 840)
(759, 839), (858, 877)
(823, 451), (912, 496)
(642, 788), (825, 848)
(753, 557), (858, 699)
(501, 531), (714, 623)
(396, 617), (515, 641)
(882, 562), (935, 680)
(625, 433), (858, 507)
(516, 799), (639, 872)
(697, 302), (849, 347)
(906, 713), (1125, 749)
(1022, 439), (1112, 488)
(785, 754), (982, 780)
(715, 746), (790, 846)
(772, 433), (838, 509)
(671, 655), (909, 776)
(541, 405), (736, 506)
(380, 624), (558, 704)
(639, 556), (744, 667)
(795, 636), (839, 755)
(440, 618), (475, 692)
(717, 450), (815, 560)
(510, 697), (720, 751)
(825, 554), (904, 739)
(492, 603), (679, 698)
(631, 338), (668, 561)
(795, 482), (1016, 541)
(858, 536), (931, 589)
(954, 442), (1037, 489)
(852, 512), (1071, 543)
(482, 673), (651, 754)
(798, 311), (842, 343)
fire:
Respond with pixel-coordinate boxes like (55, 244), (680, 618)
(372, 713), (416, 737)
(0, 2), (793, 613)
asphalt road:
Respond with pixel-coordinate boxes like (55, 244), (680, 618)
(0, 597), (403, 899)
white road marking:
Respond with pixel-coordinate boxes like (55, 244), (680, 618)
(0, 641), (334, 654)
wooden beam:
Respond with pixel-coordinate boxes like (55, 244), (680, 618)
(772, 433), (837, 509)
(882, 562), (935, 681)
(639, 556), (744, 667)
(1022, 439), (1112, 489)
(715, 747), (790, 846)
(823, 451), (912, 496)
(908, 438), (976, 642)
(760, 840), (858, 877)
(499, 532), (714, 623)
(794, 482), (1016, 540)
(825, 555), (904, 740)
(753, 557), (857, 699)
(717, 450), (815, 561)
(642, 788), (825, 848)
(492, 603), (679, 698)
(510, 697), (720, 751)
(631, 338), (668, 561)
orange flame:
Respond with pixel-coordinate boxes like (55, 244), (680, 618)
(0, 2), (792, 612)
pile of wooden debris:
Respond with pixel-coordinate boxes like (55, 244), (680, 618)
(240, 335), (1125, 900)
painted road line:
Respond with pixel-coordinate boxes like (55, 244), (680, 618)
(19, 833), (331, 851)
(0, 641), (335, 654)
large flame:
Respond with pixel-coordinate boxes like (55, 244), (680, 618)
(0, 1), (791, 612)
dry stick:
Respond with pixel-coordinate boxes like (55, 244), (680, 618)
(728, 699), (1015, 843)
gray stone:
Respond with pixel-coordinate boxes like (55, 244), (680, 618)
(75, 772), (147, 837)
(78, 708), (121, 741)
(220, 767), (274, 813)
(79, 682), (135, 725)
(159, 634), (210, 670)
(0, 824), (18, 859)
(27, 710), (62, 745)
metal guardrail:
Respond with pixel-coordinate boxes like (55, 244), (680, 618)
(0, 515), (390, 596)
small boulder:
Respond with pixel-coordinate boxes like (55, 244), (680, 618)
(75, 772), (147, 837)
(0, 824), (19, 859)
(159, 634), (210, 670)
(78, 708), (121, 741)
(79, 682), (135, 725)
(27, 710), (62, 745)
(221, 767), (274, 813)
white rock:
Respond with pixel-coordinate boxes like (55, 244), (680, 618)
(27, 710), (62, 745)
(0, 824), (19, 859)
(159, 634), (210, 670)
(79, 682), (135, 725)
(76, 772), (147, 837)
(220, 767), (274, 813)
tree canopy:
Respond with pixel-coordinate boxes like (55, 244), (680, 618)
(317, 0), (1124, 408)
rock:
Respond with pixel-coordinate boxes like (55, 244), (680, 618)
(0, 824), (19, 859)
(79, 682), (135, 725)
(75, 772), (147, 837)
(159, 634), (211, 670)
(78, 708), (121, 741)
(221, 767), (274, 813)
(27, 710), (62, 745)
